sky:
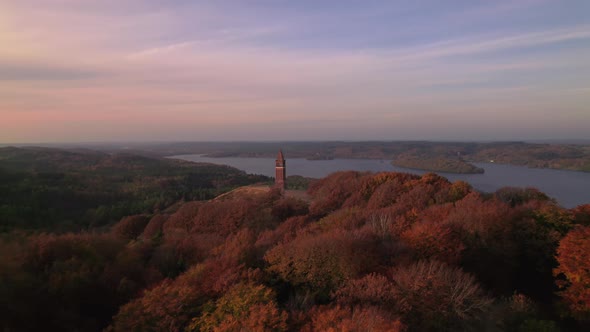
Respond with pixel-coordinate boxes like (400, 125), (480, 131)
(1, 0), (589, 143)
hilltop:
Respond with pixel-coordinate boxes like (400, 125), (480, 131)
(1, 167), (589, 331)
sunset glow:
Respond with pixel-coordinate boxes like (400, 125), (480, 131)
(1, 0), (589, 142)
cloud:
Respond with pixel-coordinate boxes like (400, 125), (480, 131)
(0, 62), (100, 81)
(376, 25), (590, 65)
(127, 41), (196, 59)
(1, 0), (589, 142)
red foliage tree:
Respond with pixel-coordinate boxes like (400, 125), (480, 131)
(210, 228), (259, 268)
(110, 277), (202, 332)
(365, 179), (404, 209)
(140, 214), (168, 240)
(361, 172), (420, 204)
(554, 225), (590, 320)
(316, 207), (369, 231)
(388, 261), (492, 331)
(111, 215), (150, 240)
(110, 257), (260, 332)
(442, 180), (473, 203)
(303, 305), (404, 332)
(185, 196), (275, 236)
(571, 204), (590, 226)
(162, 201), (203, 234)
(334, 273), (400, 310)
(494, 187), (551, 207)
(400, 221), (464, 264)
(308, 171), (365, 217)
(271, 196), (309, 221)
(255, 216), (309, 249)
(265, 229), (379, 293)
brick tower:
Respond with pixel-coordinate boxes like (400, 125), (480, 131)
(275, 150), (286, 191)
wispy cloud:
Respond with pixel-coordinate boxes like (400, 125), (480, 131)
(127, 41), (196, 59)
(379, 24), (590, 64)
(1, 0), (589, 142)
(0, 61), (100, 81)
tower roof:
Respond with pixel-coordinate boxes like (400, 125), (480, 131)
(276, 149), (284, 160)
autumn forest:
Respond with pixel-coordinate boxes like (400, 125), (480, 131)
(1, 147), (589, 331)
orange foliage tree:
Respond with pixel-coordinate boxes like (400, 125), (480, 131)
(186, 283), (287, 332)
(110, 278), (203, 332)
(334, 273), (400, 310)
(307, 171), (365, 217)
(388, 261), (492, 331)
(265, 229), (379, 294)
(554, 225), (590, 320)
(400, 221), (464, 264)
(303, 305), (404, 332)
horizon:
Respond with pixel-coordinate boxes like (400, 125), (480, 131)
(2, 0), (589, 143)
(4, 138), (590, 148)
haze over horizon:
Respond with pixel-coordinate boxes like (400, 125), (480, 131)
(2, 0), (589, 143)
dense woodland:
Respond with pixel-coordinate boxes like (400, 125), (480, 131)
(1, 148), (589, 331)
(0, 147), (269, 232)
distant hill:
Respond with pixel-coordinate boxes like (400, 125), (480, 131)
(66, 141), (590, 173)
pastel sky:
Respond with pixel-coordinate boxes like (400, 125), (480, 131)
(1, 0), (589, 143)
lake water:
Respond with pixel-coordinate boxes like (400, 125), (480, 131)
(172, 155), (590, 208)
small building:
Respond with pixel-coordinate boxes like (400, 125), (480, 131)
(275, 150), (286, 191)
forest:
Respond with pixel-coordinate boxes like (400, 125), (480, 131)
(1, 148), (589, 331)
(0, 147), (269, 231)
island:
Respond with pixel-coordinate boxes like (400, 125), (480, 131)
(391, 154), (485, 174)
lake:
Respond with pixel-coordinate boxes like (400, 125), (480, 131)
(172, 155), (590, 208)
